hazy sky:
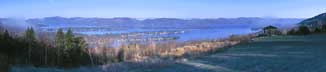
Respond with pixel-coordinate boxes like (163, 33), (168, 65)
(1, 0), (326, 18)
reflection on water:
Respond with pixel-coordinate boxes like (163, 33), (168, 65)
(41, 27), (259, 48)
(77, 28), (258, 41)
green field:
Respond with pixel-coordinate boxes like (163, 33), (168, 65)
(12, 34), (326, 72)
(138, 34), (326, 72)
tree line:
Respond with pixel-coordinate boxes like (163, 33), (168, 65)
(0, 26), (92, 69)
(287, 24), (326, 35)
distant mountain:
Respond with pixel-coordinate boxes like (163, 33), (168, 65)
(299, 13), (326, 28)
(0, 18), (33, 32)
(26, 17), (304, 29)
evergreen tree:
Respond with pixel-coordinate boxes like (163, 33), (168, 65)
(24, 27), (37, 64)
(62, 28), (74, 66)
(117, 48), (125, 62)
(25, 27), (36, 41)
(3, 30), (9, 38)
(287, 29), (297, 35)
(314, 28), (322, 33)
(75, 37), (87, 49)
(322, 24), (326, 32)
(71, 37), (87, 66)
(0, 22), (4, 33)
(61, 28), (89, 66)
(0, 30), (10, 54)
(296, 26), (311, 35)
(117, 44), (128, 62)
(55, 28), (65, 65)
(55, 28), (65, 48)
(65, 28), (75, 49)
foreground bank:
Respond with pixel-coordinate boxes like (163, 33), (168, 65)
(13, 34), (326, 72)
(128, 34), (326, 72)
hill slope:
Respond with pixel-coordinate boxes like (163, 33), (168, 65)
(299, 13), (326, 28)
(12, 34), (326, 72)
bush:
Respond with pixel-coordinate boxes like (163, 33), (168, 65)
(296, 26), (311, 35)
(314, 28), (322, 33)
(322, 24), (326, 32)
(287, 29), (297, 35)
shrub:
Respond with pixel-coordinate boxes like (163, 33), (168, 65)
(314, 28), (322, 33)
(322, 24), (326, 32)
(287, 29), (297, 35)
(296, 26), (311, 35)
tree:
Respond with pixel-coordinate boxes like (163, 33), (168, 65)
(3, 30), (9, 38)
(55, 28), (65, 48)
(0, 30), (10, 72)
(314, 28), (322, 33)
(61, 28), (90, 67)
(25, 27), (36, 41)
(24, 27), (37, 64)
(55, 28), (65, 65)
(74, 37), (87, 50)
(117, 44), (128, 62)
(65, 29), (75, 50)
(287, 29), (297, 35)
(62, 28), (74, 66)
(0, 22), (4, 33)
(322, 24), (326, 32)
(296, 26), (311, 35)
(71, 37), (88, 66)
(0, 30), (10, 55)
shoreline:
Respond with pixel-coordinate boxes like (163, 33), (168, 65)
(100, 33), (258, 65)
(10, 33), (259, 71)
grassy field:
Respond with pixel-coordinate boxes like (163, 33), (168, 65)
(12, 34), (326, 72)
(135, 34), (326, 72)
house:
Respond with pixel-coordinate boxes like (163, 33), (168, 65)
(262, 25), (281, 36)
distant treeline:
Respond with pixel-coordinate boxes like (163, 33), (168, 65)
(287, 24), (326, 35)
(292, 12), (326, 35)
(261, 24), (326, 36)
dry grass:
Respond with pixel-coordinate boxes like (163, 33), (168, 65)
(86, 34), (257, 64)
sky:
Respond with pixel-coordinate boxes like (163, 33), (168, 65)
(0, 0), (326, 19)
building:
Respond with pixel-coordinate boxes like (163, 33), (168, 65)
(262, 25), (281, 36)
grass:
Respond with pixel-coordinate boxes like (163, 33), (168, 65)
(12, 34), (326, 72)
(140, 34), (326, 72)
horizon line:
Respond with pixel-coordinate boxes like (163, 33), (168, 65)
(0, 16), (307, 20)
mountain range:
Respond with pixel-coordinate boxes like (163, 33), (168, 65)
(1, 17), (304, 31)
(27, 17), (303, 29)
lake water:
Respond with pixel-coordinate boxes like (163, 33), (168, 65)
(41, 26), (259, 48)
(77, 28), (258, 42)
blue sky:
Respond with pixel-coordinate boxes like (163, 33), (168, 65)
(0, 0), (326, 18)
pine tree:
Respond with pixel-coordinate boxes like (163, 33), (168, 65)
(3, 30), (9, 38)
(25, 27), (36, 41)
(322, 24), (326, 32)
(55, 28), (65, 65)
(314, 28), (322, 33)
(117, 44), (128, 62)
(65, 28), (75, 50)
(75, 37), (87, 50)
(62, 28), (75, 66)
(287, 29), (297, 35)
(71, 37), (87, 66)
(297, 26), (311, 35)
(55, 28), (65, 48)
(24, 27), (36, 64)
(0, 22), (4, 33)
(0, 30), (10, 54)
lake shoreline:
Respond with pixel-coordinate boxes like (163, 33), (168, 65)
(97, 33), (258, 70)
(10, 32), (259, 72)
